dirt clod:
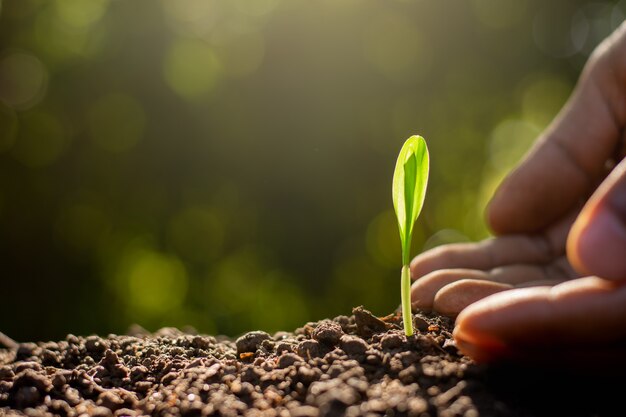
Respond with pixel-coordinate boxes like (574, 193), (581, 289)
(296, 339), (324, 359)
(413, 315), (430, 332)
(339, 335), (368, 357)
(235, 331), (271, 355)
(312, 321), (344, 346)
(380, 332), (405, 350)
(352, 306), (391, 337)
(277, 353), (301, 369)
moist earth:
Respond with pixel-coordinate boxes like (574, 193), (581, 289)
(0, 306), (621, 417)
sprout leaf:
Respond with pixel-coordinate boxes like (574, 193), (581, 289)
(392, 135), (429, 265)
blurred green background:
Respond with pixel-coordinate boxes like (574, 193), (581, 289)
(0, 0), (623, 341)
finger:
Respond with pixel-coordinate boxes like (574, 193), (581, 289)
(454, 277), (626, 364)
(433, 279), (512, 317)
(411, 269), (489, 310)
(411, 215), (572, 279)
(514, 278), (572, 288)
(487, 24), (626, 235)
(489, 256), (577, 285)
(568, 157), (626, 280)
(432, 276), (570, 317)
(412, 258), (574, 312)
(433, 278), (576, 317)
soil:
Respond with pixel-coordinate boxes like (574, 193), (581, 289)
(0, 306), (622, 417)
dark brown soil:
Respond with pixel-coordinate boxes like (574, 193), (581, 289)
(0, 306), (622, 417)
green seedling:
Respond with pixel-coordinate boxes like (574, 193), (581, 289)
(392, 135), (429, 337)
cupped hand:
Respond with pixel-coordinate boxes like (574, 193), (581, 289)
(411, 22), (626, 364)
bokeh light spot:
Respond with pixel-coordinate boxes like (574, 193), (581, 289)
(163, 39), (221, 100)
(12, 111), (68, 167)
(362, 13), (428, 82)
(422, 229), (470, 252)
(489, 119), (540, 173)
(521, 74), (571, 128)
(571, 10), (591, 53)
(53, 0), (110, 29)
(123, 249), (189, 316)
(33, 6), (106, 66)
(573, 3), (622, 56)
(478, 168), (507, 223)
(0, 103), (18, 153)
(169, 207), (224, 263)
(88, 93), (146, 153)
(252, 270), (308, 332)
(533, 5), (583, 57)
(207, 250), (264, 312)
(0, 52), (48, 110)
(205, 249), (308, 333)
(214, 31), (265, 78)
(162, 0), (216, 39)
(162, 0), (213, 25)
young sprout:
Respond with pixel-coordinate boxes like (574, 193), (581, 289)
(392, 135), (429, 337)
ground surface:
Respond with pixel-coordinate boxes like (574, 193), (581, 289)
(0, 307), (622, 417)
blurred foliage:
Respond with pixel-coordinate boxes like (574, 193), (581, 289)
(0, 0), (623, 341)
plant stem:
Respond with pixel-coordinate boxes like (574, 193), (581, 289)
(401, 264), (414, 336)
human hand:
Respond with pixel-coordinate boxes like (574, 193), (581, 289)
(410, 23), (626, 364)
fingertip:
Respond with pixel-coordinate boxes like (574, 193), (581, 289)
(433, 280), (512, 317)
(410, 269), (461, 311)
(411, 270), (491, 312)
(566, 207), (594, 277)
(485, 170), (544, 235)
(409, 252), (428, 280)
(453, 322), (508, 363)
(485, 184), (532, 235)
(567, 199), (626, 280)
(409, 246), (451, 279)
(455, 279), (626, 365)
(452, 288), (543, 363)
(410, 280), (434, 311)
(485, 191), (508, 235)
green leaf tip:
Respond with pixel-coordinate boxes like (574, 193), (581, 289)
(392, 135), (429, 265)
